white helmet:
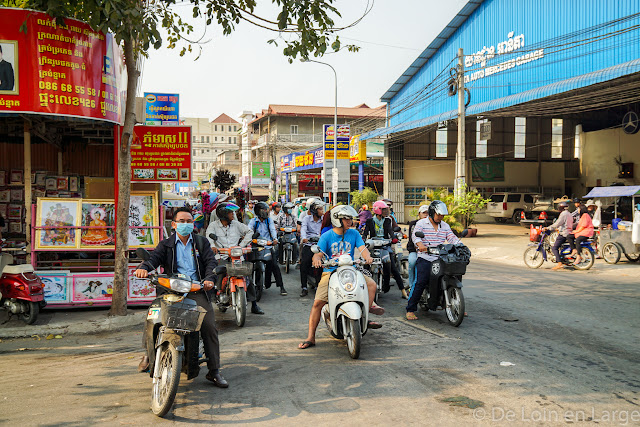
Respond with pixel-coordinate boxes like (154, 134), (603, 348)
(305, 198), (318, 209)
(330, 205), (358, 228)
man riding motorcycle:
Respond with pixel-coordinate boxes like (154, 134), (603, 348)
(362, 200), (407, 298)
(276, 202), (299, 265)
(543, 201), (574, 270)
(206, 202), (264, 315)
(299, 199), (324, 297)
(248, 202), (287, 296)
(406, 200), (461, 321)
(298, 205), (384, 350)
(134, 207), (228, 388)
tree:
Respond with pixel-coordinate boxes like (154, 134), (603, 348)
(25, 0), (360, 316)
(350, 187), (378, 210)
(213, 169), (236, 194)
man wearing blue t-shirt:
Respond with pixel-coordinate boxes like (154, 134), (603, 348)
(298, 205), (384, 349)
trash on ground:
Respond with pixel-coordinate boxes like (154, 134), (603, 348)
(500, 361), (515, 366)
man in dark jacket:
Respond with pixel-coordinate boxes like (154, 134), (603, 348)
(0, 45), (14, 91)
(135, 207), (228, 388)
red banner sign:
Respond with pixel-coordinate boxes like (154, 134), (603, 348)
(0, 8), (126, 124)
(130, 126), (192, 183)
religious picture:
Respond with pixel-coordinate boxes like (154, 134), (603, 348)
(0, 170), (5, 186)
(35, 198), (80, 249)
(9, 169), (22, 184)
(180, 168), (190, 180)
(0, 40), (18, 95)
(45, 178), (56, 190)
(10, 188), (22, 202)
(80, 200), (115, 248)
(57, 176), (68, 191)
(0, 189), (9, 203)
(128, 192), (158, 248)
(35, 171), (46, 186)
(69, 176), (78, 192)
(7, 204), (21, 219)
(9, 222), (22, 233)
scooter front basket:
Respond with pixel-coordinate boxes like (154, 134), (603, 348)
(161, 299), (207, 331)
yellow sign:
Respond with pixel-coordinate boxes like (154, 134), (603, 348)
(349, 135), (367, 162)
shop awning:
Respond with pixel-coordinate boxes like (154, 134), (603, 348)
(583, 186), (640, 198)
(249, 187), (270, 197)
(161, 191), (188, 207)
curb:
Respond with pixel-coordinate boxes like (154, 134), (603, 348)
(0, 311), (146, 339)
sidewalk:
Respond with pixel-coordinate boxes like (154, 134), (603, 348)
(0, 307), (146, 339)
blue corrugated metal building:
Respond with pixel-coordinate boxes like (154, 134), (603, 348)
(366, 0), (640, 222)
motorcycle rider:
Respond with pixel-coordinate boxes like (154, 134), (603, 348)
(298, 205), (384, 350)
(299, 200), (325, 297)
(407, 204), (430, 294)
(543, 201), (573, 270)
(269, 202), (281, 222)
(206, 202), (264, 315)
(406, 200), (461, 321)
(363, 200), (407, 298)
(571, 198), (585, 225)
(134, 207), (228, 388)
(248, 202), (287, 296)
(276, 202), (299, 264)
(243, 200), (256, 225)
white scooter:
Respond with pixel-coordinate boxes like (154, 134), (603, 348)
(311, 245), (374, 359)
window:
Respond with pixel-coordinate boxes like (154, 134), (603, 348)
(490, 194), (505, 203)
(221, 136), (224, 141)
(229, 126), (232, 132)
(192, 136), (195, 143)
(436, 127), (447, 157)
(234, 126), (237, 132)
(201, 149), (205, 154)
(291, 125), (299, 135)
(214, 125), (217, 131)
(574, 124), (581, 159)
(507, 194), (520, 203)
(524, 194), (534, 204)
(551, 118), (563, 159)
(215, 136), (217, 142)
(515, 117), (526, 158)
(206, 136), (210, 143)
(192, 149), (196, 155)
(476, 120), (487, 158)
(201, 136), (205, 143)
(234, 153), (239, 160)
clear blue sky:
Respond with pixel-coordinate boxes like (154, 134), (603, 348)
(140, 0), (467, 120)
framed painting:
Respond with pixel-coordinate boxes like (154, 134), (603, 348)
(45, 178), (56, 190)
(128, 191), (159, 248)
(7, 204), (21, 219)
(35, 271), (71, 303)
(46, 191), (59, 198)
(8, 222), (22, 234)
(0, 203), (6, 219)
(35, 171), (47, 186)
(128, 265), (156, 300)
(10, 169), (22, 184)
(35, 198), (81, 250)
(0, 189), (9, 203)
(33, 188), (46, 199)
(71, 273), (114, 302)
(56, 176), (68, 191)
(0, 170), (5, 186)
(80, 199), (115, 249)
(69, 176), (78, 192)
(10, 188), (23, 202)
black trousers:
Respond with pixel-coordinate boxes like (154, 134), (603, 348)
(382, 250), (405, 291)
(300, 244), (321, 289)
(552, 235), (567, 261)
(144, 291), (220, 372)
(567, 235), (588, 252)
(265, 248), (284, 288)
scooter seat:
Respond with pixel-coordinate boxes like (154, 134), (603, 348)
(2, 264), (34, 275)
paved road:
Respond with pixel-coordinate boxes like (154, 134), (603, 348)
(1, 259), (638, 426)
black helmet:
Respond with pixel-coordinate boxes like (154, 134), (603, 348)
(558, 201), (569, 210)
(428, 200), (448, 222)
(255, 201), (270, 220)
(572, 198), (581, 203)
(216, 202), (239, 222)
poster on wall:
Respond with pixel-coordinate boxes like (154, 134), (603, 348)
(80, 200), (115, 248)
(128, 192), (159, 248)
(36, 271), (71, 303)
(128, 266), (156, 299)
(35, 198), (80, 250)
(72, 274), (114, 302)
(471, 159), (505, 182)
(0, 8), (126, 124)
(130, 125), (192, 183)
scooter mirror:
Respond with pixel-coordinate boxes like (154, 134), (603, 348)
(208, 233), (218, 241)
(136, 248), (151, 261)
(415, 231), (425, 238)
(393, 226), (401, 232)
(311, 245), (320, 254)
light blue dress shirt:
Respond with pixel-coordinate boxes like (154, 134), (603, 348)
(247, 217), (277, 241)
(175, 234), (198, 281)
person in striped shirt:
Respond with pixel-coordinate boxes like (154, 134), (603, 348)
(406, 200), (461, 320)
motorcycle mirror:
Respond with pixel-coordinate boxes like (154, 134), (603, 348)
(393, 226), (401, 232)
(415, 231), (425, 238)
(311, 245), (320, 254)
(208, 233), (218, 241)
(136, 248), (151, 261)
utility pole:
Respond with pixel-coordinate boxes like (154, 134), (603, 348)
(455, 47), (466, 199)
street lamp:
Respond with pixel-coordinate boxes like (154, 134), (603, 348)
(301, 58), (338, 205)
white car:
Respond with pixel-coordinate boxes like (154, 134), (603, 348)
(485, 192), (539, 223)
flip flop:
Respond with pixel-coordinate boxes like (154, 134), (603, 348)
(369, 304), (385, 316)
(406, 312), (418, 321)
(298, 341), (315, 349)
(367, 321), (382, 329)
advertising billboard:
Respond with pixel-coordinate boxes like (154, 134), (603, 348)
(130, 125), (192, 183)
(349, 134), (367, 163)
(0, 8), (126, 124)
(251, 162), (271, 185)
(323, 124), (350, 192)
(144, 92), (179, 126)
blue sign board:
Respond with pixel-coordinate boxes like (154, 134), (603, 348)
(280, 147), (324, 173)
(145, 92), (179, 126)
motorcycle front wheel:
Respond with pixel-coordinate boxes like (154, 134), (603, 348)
(234, 287), (247, 327)
(21, 301), (39, 325)
(445, 287), (465, 327)
(151, 343), (182, 417)
(573, 248), (595, 270)
(344, 318), (362, 359)
(523, 247), (544, 268)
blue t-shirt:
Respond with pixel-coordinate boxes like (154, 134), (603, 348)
(317, 228), (365, 272)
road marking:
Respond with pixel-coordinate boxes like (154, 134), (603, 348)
(393, 318), (449, 338)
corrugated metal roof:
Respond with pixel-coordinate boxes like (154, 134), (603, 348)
(362, 58), (640, 140)
(584, 186), (640, 198)
(380, 0), (484, 103)
(250, 104), (386, 125)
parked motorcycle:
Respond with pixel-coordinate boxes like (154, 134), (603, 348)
(136, 248), (208, 418)
(278, 227), (297, 274)
(311, 245), (373, 359)
(0, 240), (45, 324)
(414, 231), (469, 327)
(364, 237), (392, 303)
(209, 233), (253, 327)
(523, 229), (595, 270)
(247, 235), (273, 302)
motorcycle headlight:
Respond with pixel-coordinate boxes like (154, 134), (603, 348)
(257, 239), (268, 246)
(338, 269), (357, 292)
(230, 248), (244, 257)
(284, 227), (293, 233)
(169, 278), (193, 293)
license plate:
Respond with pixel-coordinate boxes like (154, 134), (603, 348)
(147, 307), (160, 320)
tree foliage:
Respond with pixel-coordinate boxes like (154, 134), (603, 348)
(213, 169), (236, 194)
(350, 187), (378, 210)
(409, 186), (490, 232)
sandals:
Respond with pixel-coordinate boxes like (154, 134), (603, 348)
(298, 340), (315, 349)
(406, 312), (418, 321)
(369, 303), (385, 316)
